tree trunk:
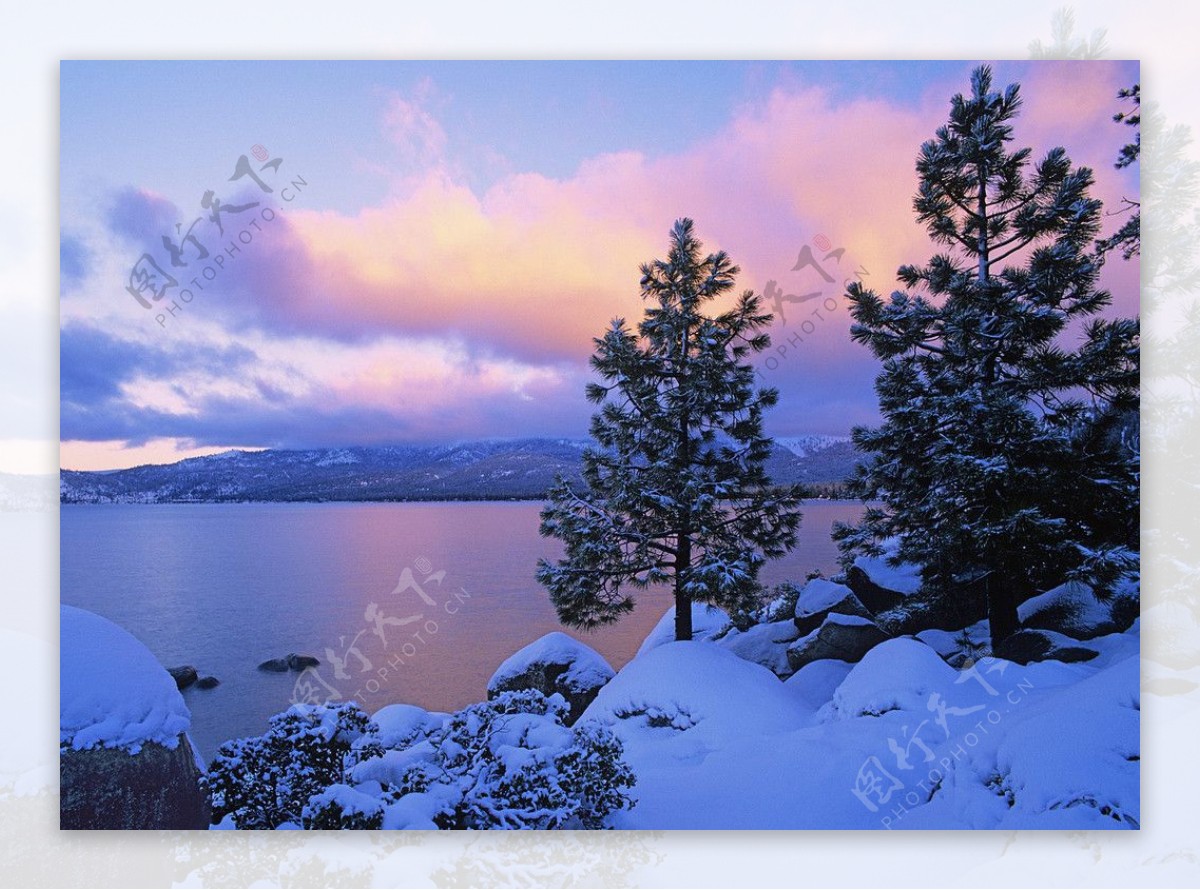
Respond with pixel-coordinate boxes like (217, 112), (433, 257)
(674, 534), (693, 641)
(986, 573), (1020, 652)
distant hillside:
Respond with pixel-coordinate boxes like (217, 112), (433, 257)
(60, 436), (861, 504)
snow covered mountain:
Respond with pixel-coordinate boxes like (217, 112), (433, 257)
(60, 436), (860, 503)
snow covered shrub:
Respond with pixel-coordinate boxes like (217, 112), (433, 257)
(204, 702), (376, 829)
(755, 580), (804, 625)
(302, 784), (385, 830)
(385, 690), (636, 829)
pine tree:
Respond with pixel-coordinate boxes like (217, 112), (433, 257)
(833, 66), (1140, 651)
(537, 218), (802, 641)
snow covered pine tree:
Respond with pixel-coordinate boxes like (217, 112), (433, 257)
(537, 219), (803, 641)
(833, 66), (1140, 651)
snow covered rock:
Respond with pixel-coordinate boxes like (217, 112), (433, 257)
(786, 613), (889, 671)
(716, 619), (801, 677)
(636, 602), (731, 655)
(487, 631), (615, 725)
(1017, 581), (1118, 640)
(783, 659), (854, 712)
(994, 629), (1100, 665)
(60, 605), (208, 829)
(583, 641), (808, 740)
(793, 578), (872, 635)
(822, 637), (957, 720)
(844, 540), (924, 613)
(916, 620), (991, 668)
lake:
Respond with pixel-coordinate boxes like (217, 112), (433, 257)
(60, 500), (864, 761)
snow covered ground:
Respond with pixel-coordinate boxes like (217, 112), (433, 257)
(60, 583), (1140, 831)
(580, 606), (1140, 829)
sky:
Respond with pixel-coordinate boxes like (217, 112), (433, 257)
(59, 60), (1140, 471)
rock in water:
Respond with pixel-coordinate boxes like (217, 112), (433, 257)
(487, 632), (615, 725)
(167, 665), (198, 690)
(786, 613), (889, 671)
(287, 653), (320, 671)
(60, 606), (209, 829)
(195, 676), (220, 690)
(258, 657), (290, 672)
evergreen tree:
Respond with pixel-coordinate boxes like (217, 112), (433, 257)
(537, 219), (802, 641)
(833, 66), (1140, 651)
(1097, 83), (1141, 260)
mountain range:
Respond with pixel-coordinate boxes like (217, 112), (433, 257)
(59, 435), (860, 504)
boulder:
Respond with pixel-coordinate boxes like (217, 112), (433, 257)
(718, 620), (801, 677)
(287, 653), (321, 671)
(786, 613), (889, 671)
(60, 606), (208, 829)
(793, 579), (872, 636)
(994, 629), (1099, 666)
(844, 542), (923, 614)
(60, 737), (209, 829)
(1017, 581), (1118, 640)
(844, 566), (904, 614)
(167, 665), (198, 690)
(258, 653), (321, 672)
(488, 632), (615, 725)
(916, 620), (990, 668)
(195, 676), (220, 690)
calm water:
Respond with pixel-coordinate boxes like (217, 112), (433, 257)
(61, 500), (863, 761)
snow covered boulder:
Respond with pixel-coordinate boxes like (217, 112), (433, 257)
(636, 602), (731, 655)
(783, 658), (854, 712)
(1017, 581), (1119, 640)
(488, 632), (615, 725)
(716, 619), (801, 678)
(916, 620), (990, 668)
(793, 578), (872, 636)
(60, 605), (208, 829)
(786, 613), (889, 671)
(844, 540), (923, 614)
(994, 629), (1100, 666)
(583, 641), (808, 740)
(822, 636), (957, 720)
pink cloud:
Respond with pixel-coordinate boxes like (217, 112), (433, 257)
(233, 62), (1139, 432)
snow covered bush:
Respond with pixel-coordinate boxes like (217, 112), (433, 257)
(302, 784), (385, 830)
(205, 692), (635, 830)
(204, 702), (377, 829)
(377, 690), (636, 829)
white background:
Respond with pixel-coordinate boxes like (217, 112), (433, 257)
(2, 1), (1196, 886)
